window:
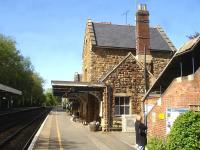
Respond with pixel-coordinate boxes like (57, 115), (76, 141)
(115, 97), (130, 116)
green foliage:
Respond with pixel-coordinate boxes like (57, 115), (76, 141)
(147, 138), (166, 150)
(0, 34), (45, 107)
(187, 32), (200, 39)
(44, 89), (61, 106)
(166, 111), (200, 150)
(31, 73), (45, 105)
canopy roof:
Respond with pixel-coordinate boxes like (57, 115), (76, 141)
(0, 83), (22, 95)
(51, 80), (105, 97)
(142, 36), (200, 101)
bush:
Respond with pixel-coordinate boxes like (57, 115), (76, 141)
(166, 111), (200, 150)
(147, 138), (166, 150)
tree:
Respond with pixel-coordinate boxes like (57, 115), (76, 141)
(166, 111), (200, 150)
(44, 89), (61, 106)
(0, 34), (45, 107)
(0, 34), (21, 87)
(187, 32), (200, 39)
(31, 73), (45, 106)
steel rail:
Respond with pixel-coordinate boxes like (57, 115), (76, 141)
(0, 107), (51, 149)
(22, 108), (51, 150)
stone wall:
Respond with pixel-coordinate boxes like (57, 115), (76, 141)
(151, 51), (172, 78)
(82, 37), (92, 82)
(90, 48), (135, 82)
(82, 20), (95, 82)
(83, 46), (172, 82)
(102, 54), (149, 128)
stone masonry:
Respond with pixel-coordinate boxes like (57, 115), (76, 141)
(81, 4), (175, 131)
(151, 52), (171, 78)
(103, 54), (149, 112)
(100, 53), (167, 129)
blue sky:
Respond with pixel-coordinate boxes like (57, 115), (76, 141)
(0, 0), (199, 89)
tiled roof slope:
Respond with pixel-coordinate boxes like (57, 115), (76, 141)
(92, 23), (176, 51)
(177, 36), (200, 54)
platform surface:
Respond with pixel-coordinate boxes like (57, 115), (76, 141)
(32, 107), (135, 150)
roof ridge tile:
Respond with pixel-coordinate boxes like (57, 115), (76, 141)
(156, 25), (176, 52)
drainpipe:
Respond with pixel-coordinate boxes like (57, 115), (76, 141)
(180, 62), (183, 77)
(192, 57), (195, 74)
(108, 85), (112, 131)
(160, 85), (162, 95)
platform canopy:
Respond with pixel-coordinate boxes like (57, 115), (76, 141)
(51, 80), (105, 97)
(0, 83), (22, 95)
(142, 36), (200, 102)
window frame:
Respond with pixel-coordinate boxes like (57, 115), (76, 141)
(114, 96), (130, 116)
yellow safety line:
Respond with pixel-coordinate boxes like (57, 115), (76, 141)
(55, 111), (64, 150)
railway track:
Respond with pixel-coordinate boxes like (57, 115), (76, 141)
(0, 107), (52, 150)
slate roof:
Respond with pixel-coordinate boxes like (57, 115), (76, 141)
(92, 23), (176, 51)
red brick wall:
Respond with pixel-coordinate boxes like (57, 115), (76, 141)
(136, 9), (150, 55)
(147, 68), (200, 139)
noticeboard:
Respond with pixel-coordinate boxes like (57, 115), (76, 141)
(166, 108), (188, 134)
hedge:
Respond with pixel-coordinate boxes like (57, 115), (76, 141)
(147, 138), (166, 150)
(166, 111), (200, 150)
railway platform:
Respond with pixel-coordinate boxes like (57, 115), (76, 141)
(30, 107), (136, 150)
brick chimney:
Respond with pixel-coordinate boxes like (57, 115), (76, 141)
(135, 4), (152, 63)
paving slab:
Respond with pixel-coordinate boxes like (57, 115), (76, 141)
(30, 107), (136, 150)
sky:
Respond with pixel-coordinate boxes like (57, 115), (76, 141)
(0, 0), (199, 90)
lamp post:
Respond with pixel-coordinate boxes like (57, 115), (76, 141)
(144, 45), (148, 126)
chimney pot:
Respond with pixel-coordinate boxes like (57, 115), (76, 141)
(138, 4), (142, 10)
(138, 4), (147, 11)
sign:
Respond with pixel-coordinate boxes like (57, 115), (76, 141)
(159, 113), (165, 119)
(166, 108), (188, 134)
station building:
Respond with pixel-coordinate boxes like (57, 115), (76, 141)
(142, 36), (200, 138)
(52, 4), (176, 131)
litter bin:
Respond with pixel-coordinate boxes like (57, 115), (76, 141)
(89, 121), (98, 131)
